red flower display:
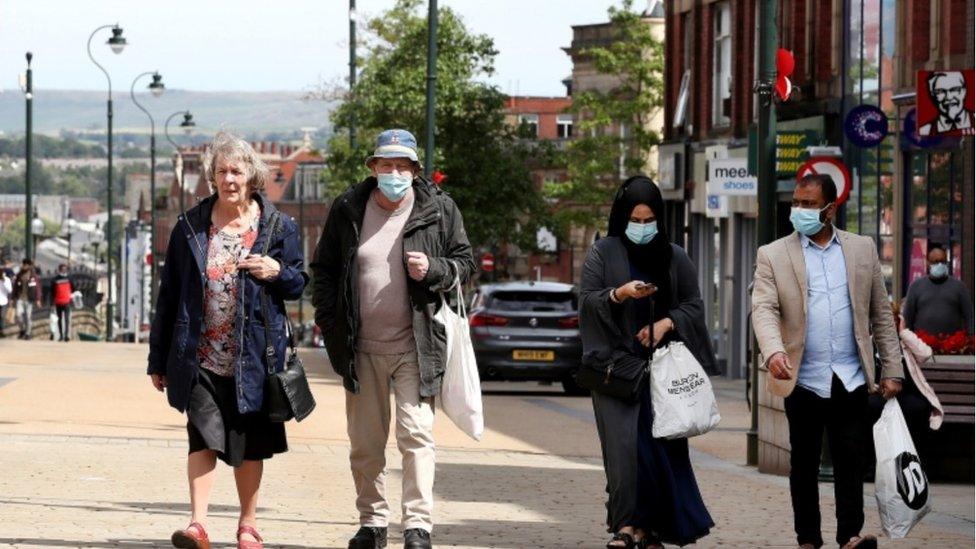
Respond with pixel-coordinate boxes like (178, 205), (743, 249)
(916, 329), (975, 355)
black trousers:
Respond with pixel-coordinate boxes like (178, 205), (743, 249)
(784, 375), (869, 548)
(56, 305), (70, 341)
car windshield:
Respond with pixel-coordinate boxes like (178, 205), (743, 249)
(489, 291), (577, 312)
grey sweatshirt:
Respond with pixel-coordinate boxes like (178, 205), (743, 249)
(903, 275), (975, 336)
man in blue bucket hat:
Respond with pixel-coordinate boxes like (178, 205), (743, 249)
(311, 129), (475, 549)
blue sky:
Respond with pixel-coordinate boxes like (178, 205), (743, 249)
(0, 0), (626, 96)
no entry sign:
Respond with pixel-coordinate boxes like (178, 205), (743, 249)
(796, 157), (852, 206)
(481, 253), (495, 272)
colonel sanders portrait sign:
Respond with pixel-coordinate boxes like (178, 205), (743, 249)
(916, 70), (975, 138)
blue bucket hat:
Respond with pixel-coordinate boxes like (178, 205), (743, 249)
(365, 129), (421, 167)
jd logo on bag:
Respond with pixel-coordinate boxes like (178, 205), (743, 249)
(895, 452), (929, 510)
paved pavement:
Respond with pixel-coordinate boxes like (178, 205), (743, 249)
(0, 340), (972, 548)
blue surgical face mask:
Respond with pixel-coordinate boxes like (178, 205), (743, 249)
(929, 262), (949, 279)
(377, 171), (413, 202)
(625, 220), (658, 245)
(790, 204), (830, 236)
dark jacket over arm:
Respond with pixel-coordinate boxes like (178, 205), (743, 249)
(579, 237), (717, 374)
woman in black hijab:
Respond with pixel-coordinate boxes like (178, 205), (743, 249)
(579, 176), (715, 548)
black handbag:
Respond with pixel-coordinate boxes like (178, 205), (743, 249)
(575, 351), (648, 403)
(574, 287), (655, 403)
(258, 212), (316, 422)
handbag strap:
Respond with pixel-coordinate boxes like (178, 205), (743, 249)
(440, 260), (467, 318)
(258, 211), (281, 375)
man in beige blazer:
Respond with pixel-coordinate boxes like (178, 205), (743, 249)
(752, 174), (903, 549)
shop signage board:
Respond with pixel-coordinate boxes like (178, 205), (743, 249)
(706, 158), (757, 196)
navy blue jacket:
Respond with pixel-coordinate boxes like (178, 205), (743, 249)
(148, 193), (308, 414)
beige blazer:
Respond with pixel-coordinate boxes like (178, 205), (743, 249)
(751, 229), (903, 397)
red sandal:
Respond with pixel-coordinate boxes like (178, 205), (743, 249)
(236, 524), (264, 549)
(171, 522), (210, 549)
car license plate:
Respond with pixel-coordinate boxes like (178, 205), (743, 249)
(513, 350), (555, 361)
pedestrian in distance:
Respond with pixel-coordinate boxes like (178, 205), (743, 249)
(901, 243), (974, 339)
(751, 173), (903, 549)
(0, 266), (12, 338)
(147, 132), (308, 549)
(310, 128), (475, 549)
(579, 176), (715, 549)
(866, 301), (944, 467)
(12, 258), (42, 340)
(51, 263), (73, 341)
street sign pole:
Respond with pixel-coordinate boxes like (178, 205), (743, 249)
(748, 0), (778, 467)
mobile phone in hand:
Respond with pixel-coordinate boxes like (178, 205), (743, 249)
(635, 282), (657, 292)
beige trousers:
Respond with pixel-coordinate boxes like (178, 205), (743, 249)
(346, 350), (436, 532)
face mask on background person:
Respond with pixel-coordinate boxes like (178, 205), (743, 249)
(929, 262), (949, 280)
(789, 204), (831, 236)
(625, 220), (658, 245)
(377, 171), (412, 202)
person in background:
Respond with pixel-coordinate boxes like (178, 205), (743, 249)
(868, 302), (944, 466)
(12, 259), (42, 340)
(0, 267), (12, 338)
(51, 263), (73, 342)
(902, 243), (975, 338)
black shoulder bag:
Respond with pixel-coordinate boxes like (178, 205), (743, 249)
(574, 290), (653, 403)
(259, 212), (316, 422)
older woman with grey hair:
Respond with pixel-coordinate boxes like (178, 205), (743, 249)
(148, 132), (308, 549)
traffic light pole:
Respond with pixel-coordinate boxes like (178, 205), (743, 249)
(748, 0), (778, 467)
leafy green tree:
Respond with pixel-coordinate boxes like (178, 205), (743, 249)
(317, 0), (548, 249)
(544, 0), (665, 233)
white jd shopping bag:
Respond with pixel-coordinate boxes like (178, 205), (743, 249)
(650, 342), (721, 439)
(434, 266), (484, 441)
(873, 398), (931, 538)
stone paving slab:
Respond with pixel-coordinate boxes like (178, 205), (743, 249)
(0, 340), (972, 548)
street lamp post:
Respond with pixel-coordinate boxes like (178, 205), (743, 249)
(62, 211), (77, 265)
(165, 111), (196, 213)
(423, 0), (438, 178)
(20, 52), (34, 261)
(87, 23), (127, 340)
(30, 209), (45, 260)
(131, 71), (165, 316)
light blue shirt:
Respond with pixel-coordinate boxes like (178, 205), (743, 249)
(797, 231), (864, 398)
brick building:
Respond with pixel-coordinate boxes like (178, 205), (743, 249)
(660, 1), (973, 475)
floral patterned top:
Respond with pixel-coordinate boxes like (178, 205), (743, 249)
(198, 218), (259, 377)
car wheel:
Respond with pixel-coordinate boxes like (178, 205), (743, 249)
(561, 374), (590, 396)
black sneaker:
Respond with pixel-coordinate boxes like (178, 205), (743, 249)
(348, 526), (388, 549)
(403, 529), (431, 549)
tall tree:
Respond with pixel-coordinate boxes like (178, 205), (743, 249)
(318, 0), (548, 250)
(545, 0), (665, 233)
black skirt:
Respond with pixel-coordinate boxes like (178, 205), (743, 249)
(186, 367), (287, 467)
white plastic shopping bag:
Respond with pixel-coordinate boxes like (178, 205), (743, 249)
(650, 342), (721, 439)
(434, 265), (484, 441)
(873, 398), (931, 538)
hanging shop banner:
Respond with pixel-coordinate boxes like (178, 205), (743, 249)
(845, 105), (889, 147)
(796, 157), (852, 206)
(706, 158), (757, 196)
(775, 130), (819, 177)
(916, 70), (975, 138)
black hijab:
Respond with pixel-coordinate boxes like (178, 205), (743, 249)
(607, 175), (673, 314)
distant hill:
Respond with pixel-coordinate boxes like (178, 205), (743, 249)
(0, 89), (333, 136)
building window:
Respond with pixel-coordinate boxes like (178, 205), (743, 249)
(712, 1), (732, 127)
(556, 114), (573, 139)
(518, 113), (539, 138)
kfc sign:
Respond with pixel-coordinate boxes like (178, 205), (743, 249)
(916, 70), (975, 138)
